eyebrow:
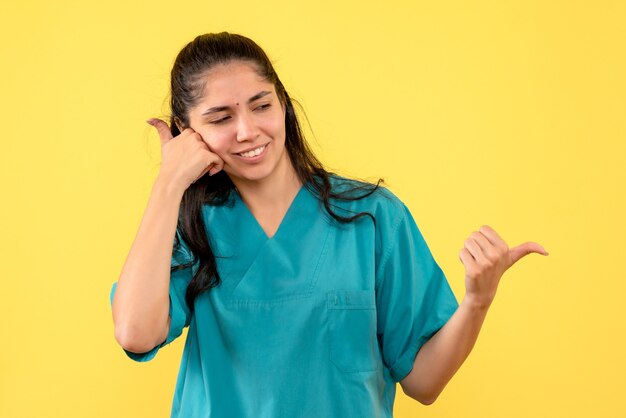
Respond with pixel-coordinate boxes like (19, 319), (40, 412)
(200, 90), (273, 116)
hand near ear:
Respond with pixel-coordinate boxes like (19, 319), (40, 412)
(458, 225), (548, 308)
(146, 118), (225, 192)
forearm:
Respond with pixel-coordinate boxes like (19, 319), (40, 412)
(112, 175), (185, 352)
(401, 226), (547, 404)
(401, 296), (491, 404)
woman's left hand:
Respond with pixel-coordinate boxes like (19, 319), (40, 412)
(459, 225), (548, 308)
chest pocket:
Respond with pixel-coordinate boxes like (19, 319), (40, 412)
(327, 290), (382, 373)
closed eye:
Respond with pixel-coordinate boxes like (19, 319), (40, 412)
(209, 103), (270, 124)
(210, 116), (231, 125)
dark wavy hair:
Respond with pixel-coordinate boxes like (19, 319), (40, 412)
(167, 32), (383, 312)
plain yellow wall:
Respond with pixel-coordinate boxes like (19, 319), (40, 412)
(1, 1), (624, 417)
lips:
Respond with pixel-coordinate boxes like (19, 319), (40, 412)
(235, 143), (268, 158)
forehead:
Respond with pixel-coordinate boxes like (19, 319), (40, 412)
(198, 61), (275, 103)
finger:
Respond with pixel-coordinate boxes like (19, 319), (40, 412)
(478, 225), (508, 249)
(147, 118), (174, 145)
(459, 248), (478, 274)
(192, 165), (212, 184)
(209, 158), (225, 176)
(464, 237), (484, 262)
(470, 231), (495, 255)
(509, 242), (549, 265)
(193, 152), (222, 182)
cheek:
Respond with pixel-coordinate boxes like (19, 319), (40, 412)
(265, 114), (286, 140)
(198, 130), (232, 155)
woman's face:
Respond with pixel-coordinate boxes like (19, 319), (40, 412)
(186, 61), (289, 186)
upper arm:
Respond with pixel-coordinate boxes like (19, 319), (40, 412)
(159, 314), (172, 345)
(375, 202), (459, 384)
(166, 314), (172, 332)
(109, 231), (196, 362)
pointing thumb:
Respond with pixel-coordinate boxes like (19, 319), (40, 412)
(147, 118), (174, 145)
(509, 242), (549, 266)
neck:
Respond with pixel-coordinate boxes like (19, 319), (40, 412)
(229, 154), (303, 214)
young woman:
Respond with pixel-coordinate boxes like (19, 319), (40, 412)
(110, 32), (547, 417)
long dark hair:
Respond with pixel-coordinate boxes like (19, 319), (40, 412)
(167, 32), (383, 312)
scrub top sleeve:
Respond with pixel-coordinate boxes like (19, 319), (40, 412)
(109, 231), (196, 362)
(375, 203), (459, 383)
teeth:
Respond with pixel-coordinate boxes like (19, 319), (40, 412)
(239, 145), (265, 158)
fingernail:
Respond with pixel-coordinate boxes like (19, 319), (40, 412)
(146, 118), (156, 126)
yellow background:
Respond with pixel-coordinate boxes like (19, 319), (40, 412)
(1, 0), (624, 417)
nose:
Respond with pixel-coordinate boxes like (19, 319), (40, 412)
(236, 110), (260, 143)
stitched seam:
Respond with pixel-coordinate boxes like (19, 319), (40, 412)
(375, 204), (407, 292)
(308, 226), (333, 294)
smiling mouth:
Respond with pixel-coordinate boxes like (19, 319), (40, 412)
(236, 144), (267, 158)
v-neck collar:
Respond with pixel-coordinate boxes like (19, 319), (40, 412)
(233, 181), (309, 241)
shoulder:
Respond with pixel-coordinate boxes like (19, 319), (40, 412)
(326, 173), (407, 223)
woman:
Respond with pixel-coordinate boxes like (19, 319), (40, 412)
(110, 32), (547, 417)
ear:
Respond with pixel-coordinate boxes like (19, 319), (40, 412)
(173, 116), (185, 132)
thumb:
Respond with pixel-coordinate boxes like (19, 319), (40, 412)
(509, 242), (549, 266)
(147, 118), (173, 145)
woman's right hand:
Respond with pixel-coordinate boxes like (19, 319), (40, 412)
(147, 118), (224, 191)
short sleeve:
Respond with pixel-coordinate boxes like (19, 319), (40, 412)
(375, 203), (459, 382)
(109, 230), (197, 362)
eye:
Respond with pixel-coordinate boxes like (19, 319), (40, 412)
(210, 116), (231, 125)
(254, 103), (271, 111)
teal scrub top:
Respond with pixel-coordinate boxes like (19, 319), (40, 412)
(109, 174), (459, 418)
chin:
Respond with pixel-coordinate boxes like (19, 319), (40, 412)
(226, 166), (276, 184)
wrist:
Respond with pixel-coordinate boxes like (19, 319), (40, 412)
(154, 173), (186, 200)
(461, 294), (493, 312)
